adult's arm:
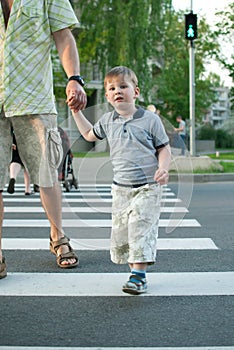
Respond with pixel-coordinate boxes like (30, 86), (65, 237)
(53, 28), (87, 111)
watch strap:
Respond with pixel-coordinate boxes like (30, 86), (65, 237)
(68, 75), (85, 87)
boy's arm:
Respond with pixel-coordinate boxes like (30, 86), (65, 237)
(72, 111), (98, 142)
(154, 144), (171, 185)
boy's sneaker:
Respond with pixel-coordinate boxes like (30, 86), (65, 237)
(122, 274), (147, 295)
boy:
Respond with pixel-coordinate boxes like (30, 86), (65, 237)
(72, 66), (171, 295)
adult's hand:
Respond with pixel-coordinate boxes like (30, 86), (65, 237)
(66, 80), (87, 112)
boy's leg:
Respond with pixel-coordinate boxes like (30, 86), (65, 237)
(123, 184), (162, 294)
(110, 185), (130, 264)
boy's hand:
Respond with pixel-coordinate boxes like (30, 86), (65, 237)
(154, 168), (169, 185)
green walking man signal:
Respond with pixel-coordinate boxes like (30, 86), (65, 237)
(185, 12), (197, 40)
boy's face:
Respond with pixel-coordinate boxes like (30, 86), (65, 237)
(105, 75), (140, 111)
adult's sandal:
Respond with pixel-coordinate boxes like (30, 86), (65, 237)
(0, 257), (7, 279)
(50, 235), (79, 268)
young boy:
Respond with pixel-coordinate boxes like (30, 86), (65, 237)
(72, 66), (171, 295)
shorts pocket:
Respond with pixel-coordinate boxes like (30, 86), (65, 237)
(47, 128), (63, 169)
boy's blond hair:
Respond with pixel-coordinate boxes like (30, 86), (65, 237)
(104, 66), (138, 89)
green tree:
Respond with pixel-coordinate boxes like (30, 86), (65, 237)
(77, 0), (172, 102)
(214, 3), (234, 108)
(214, 2), (234, 82)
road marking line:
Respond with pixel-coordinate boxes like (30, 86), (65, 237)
(5, 183), (171, 189)
(2, 219), (200, 227)
(3, 192), (174, 198)
(0, 272), (233, 296)
(2, 197), (181, 203)
(4, 206), (188, 213)
(1, 347), (233, 350)
(0, 348), (234, 350)
(2, 238), (217, 250)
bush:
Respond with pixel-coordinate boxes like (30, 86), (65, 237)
(197, 124), (234, 148)
(215, 129), (234, 148)
(196, 124), (216, 140)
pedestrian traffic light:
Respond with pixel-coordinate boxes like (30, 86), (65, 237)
(185, 13), (197, 40)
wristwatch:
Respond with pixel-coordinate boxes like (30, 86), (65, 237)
(68, 75), (85, 87)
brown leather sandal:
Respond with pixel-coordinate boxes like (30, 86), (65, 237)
(0, 257), (7, 279)
(50, 236), (79, 269)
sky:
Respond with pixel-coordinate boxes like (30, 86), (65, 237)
(172, 0), (233, 87)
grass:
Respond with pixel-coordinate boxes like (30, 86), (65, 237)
(207, 152), (234, 160)
(73, 152), (110, 158)
(219, 161), (234, 173)
(191, 162), (234, 174)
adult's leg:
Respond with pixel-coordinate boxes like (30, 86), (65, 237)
(0, 192), (7, 278)
(0, 192), (3, 263)
(0, 112), (12, 275)
(39, 183), (76, 265)
(7, 163), (22, 194)
(23, 169), (31, 194)
(9, 162), (21, 179)
(12, 115), (77, 267)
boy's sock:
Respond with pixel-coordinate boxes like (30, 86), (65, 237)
(130, 269), (146, 283)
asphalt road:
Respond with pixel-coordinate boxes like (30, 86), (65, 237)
(0, 181), (233, 349)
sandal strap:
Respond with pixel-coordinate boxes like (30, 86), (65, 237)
(129, 274), (146, 285)
(50, 235), (70, 253)
(0, 257), (7, 278)
(57, 251), (78, 263)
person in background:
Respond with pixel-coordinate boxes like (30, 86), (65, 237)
(0, 0), (87, 279)
(7, 132), (33, 195)
(147, 104), (157, 113)
(174, 115), (186, 155)
(72, 66), (171, 295)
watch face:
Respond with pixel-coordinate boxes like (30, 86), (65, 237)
(79, 77), (85, 86)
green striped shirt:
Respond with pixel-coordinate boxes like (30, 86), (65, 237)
(0, 0), (79, 117)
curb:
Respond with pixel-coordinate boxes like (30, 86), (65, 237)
(169, 173), (234, 183)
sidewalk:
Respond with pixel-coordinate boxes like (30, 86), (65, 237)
(16, 156), (234, 185)
(72, 156), (234, 184)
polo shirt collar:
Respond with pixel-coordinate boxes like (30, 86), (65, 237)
(113, 105), (145, 120)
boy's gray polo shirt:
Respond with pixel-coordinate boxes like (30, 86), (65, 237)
(93, 106), (169, 185)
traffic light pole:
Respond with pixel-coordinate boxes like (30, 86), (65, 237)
(189, 39), (196, 156)
(189, 0), (196, 156)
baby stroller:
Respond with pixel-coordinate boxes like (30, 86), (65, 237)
(58, 126), (78, 192)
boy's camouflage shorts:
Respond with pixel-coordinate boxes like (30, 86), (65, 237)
(0, 112), (63, 190)
(111, 183), (162, 265)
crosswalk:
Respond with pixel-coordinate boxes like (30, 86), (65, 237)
(2, 183), (230, 294)
(1, 183), (233, 348)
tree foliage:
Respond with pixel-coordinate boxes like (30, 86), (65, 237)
(53, 1), (230, 125)
(214, 2), (234, 106)
(77, 0), (172, 102)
